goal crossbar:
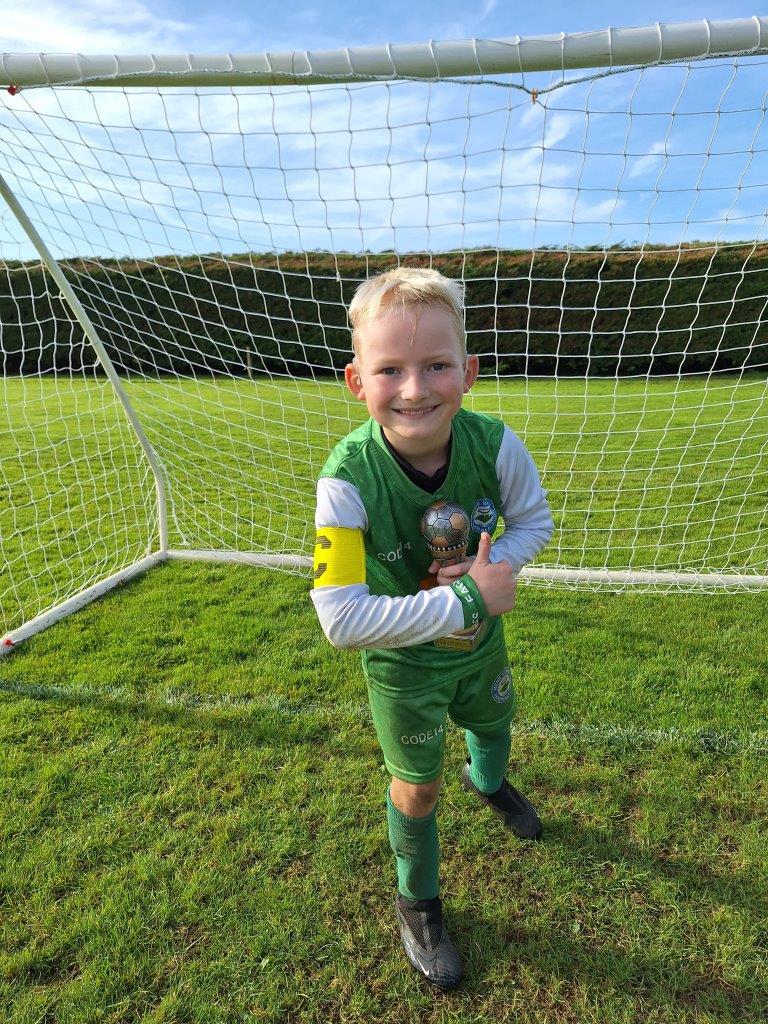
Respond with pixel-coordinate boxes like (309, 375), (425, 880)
(2, 17), (768, 88)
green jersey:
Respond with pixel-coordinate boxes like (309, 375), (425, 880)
(319, 408), (506, 693)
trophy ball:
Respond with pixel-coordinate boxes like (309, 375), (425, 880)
(421, 500), (470, 556)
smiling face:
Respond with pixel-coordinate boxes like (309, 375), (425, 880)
(344, 304), (479, 466)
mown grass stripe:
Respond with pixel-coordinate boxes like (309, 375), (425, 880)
(2, 677), (766, 756)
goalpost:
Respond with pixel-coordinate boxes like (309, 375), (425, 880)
(2, 18), (768, 653)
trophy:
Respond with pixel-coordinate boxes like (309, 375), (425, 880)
(420, 500), (488, 652)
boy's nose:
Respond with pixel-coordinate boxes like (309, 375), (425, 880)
(399, 373), (428, 400)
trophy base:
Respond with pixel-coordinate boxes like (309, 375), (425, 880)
(433, 618), (488, 652)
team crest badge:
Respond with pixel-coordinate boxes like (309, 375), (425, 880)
(471, 497), (498, 535)
(491, 667), (512, 704)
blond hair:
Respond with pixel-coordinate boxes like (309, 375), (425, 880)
(348, 267), (466, 358)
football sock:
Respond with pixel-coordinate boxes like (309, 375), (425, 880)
(465, 726), (512, 794)
(386, 786), (440, 901)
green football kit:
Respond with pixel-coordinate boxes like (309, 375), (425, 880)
(315, 408), (520, 784)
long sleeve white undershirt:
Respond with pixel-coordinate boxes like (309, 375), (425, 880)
(311, 425), (553, 649)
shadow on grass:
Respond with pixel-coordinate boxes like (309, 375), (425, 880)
(439, 802), (767, 1018)
(448, 909), (767, 1019)
(546, 811), (768, 935)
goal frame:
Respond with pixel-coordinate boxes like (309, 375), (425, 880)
(2, 16), (768, 654)
(2, 18), (767, 88)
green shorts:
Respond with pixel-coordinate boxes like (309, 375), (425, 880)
(365, 648), (516, 784)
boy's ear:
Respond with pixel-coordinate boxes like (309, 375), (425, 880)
(463, 354), (480, 393)
(344, 361), (366, 401)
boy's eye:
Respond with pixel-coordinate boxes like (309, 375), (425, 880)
(431, 362), (446, 371)
(381, 367), (398, 375)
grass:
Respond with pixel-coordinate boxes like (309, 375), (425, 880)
(1, 375), (767, 1021)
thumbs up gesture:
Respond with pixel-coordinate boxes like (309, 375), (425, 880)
(433, 532), (517, 617)
(467, 532), (517, 616)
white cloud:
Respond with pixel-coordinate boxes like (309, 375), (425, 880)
(0, 0), (192, 53)
(543, 112), (579, 149)
(428, 22), (468, 42)
(517, 99), (582, 145)
(628, 141), (668, 179)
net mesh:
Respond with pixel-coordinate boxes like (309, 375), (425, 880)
(2, 53), (768, 636)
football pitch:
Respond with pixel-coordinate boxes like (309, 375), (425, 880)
(1, 375), (767, 1022)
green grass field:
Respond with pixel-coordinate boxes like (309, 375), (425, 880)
(1, 376), (767, 1022)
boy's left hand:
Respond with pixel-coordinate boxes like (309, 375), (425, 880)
(429, 555), (476, 585)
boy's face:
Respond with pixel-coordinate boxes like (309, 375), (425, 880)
(345, 305), (479, 460)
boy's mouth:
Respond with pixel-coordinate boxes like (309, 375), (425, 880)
(394, 405), (439, 417)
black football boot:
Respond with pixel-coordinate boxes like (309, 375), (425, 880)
(461, 758), (542, 839)
(394, 894), (463, 990)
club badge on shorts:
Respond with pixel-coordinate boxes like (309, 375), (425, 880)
(491, 667), (512, 703)
(471, 497), (498, 535)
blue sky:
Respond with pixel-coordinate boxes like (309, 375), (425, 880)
(1, 2), (766, 260)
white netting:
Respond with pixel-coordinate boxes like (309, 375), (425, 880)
(2, 46), (768, 642)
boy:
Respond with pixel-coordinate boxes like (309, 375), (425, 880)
(311, 268), (553, 990)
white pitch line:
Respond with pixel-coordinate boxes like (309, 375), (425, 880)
(1, 678), (766, 755)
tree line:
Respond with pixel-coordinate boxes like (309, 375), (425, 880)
(2, 246), (766, 377)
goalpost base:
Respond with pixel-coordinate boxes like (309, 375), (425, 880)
(520, 566), (768, 591)
(1, 553), (167, 656)
(165, 550), (313, 570)
(4, 551), (766, 657)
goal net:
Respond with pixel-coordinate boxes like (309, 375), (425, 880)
(2, 19), (768, 650)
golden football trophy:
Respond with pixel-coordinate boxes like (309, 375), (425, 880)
(420, 500), (488, 652)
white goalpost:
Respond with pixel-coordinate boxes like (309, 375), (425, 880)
(2, 18), (768, 653)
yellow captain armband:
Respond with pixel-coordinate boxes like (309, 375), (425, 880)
(313, 527), (366, 587)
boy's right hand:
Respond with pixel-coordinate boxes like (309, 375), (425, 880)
(466, 532), (517, 617)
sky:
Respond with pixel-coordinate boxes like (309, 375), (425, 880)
(0, 1), (766, 261)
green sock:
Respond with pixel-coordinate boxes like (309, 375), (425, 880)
(465, 727), (512, 794)
(386, 787), (440, 901)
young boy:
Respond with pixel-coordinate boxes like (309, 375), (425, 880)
(311, 267), (553, 990)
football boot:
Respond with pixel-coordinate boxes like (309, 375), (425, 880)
(394, 894), (463, 990)
(461, 758), (542, 839)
